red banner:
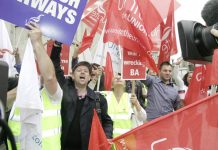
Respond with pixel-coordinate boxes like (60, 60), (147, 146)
(104, 0), (159, 73)
(104, 0), (153, 52)
(82, 0), (109, 33)
(47, 40), (69, 75)
(122, 49), (146, 80)
(157, 0), (175, 68)
(184, 65), (208, 105)
(112, 93), (218, 150)
(208, 49), (218, 85)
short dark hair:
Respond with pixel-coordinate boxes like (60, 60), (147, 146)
(201, 0), (218, 26)
(72, 61), (92, 74)
(91, 63), (100, 69)
(159, 61), (173, 70)
(183, 72), (192, 87)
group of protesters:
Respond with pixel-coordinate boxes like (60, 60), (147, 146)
(0, 22), (193, 150)
(1, 0), (218, 149)
(2, 23), (218, 150)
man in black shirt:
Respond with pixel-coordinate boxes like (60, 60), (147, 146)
(50, 42), (113, 150)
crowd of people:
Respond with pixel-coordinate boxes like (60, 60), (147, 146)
(0, 23), (189, 149)
(1, 0), (218, 149)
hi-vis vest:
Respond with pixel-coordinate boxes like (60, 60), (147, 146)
(101, 91), (133, 138)
(7, 88), (61, 150)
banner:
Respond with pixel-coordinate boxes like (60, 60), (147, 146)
(82, 0), (109, 33)
(184, 65), (208, 106)
(122, 49), (146, 80)
(157, 0), (175, 68)
(112, 93), (218, 150)
(208, 49), (218, 85)
(79, 18), (100, 54)
(47, 40), (69, 75)
(104, 0), (152, 52)
(0, 0), (88, 45)
(103, 0), (159, 73)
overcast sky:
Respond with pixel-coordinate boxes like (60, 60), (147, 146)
(173, 0), (208, 60)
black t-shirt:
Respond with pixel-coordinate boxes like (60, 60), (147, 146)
(65, 97), (85, 150)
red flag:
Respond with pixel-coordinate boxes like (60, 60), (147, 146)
(79, 30), (89, 54)
(103, 0), (152, 52)
(171, 9), (178, 55)
(143, 51), (159, 74)
(104, 52), (114, 90)
(82, 0), (109, 33)
(208, 49), (218, 84)
(112, 93), (218, 150)
(184, 66), (208, 106)
(79, 19), (101, 54)
(88, 110), (110, 150)
(103, 0), (159, 73)
(136, 0), (163, 34)
(157, 0), (175, 68)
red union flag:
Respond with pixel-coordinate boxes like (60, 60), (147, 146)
(79, 18), (100, 54)
(104, 0), (159, 73)
(157, 0), (175, 68)
(82, 0), (109, 33)
(184, 65), (208, 106)
(136, 0), (163, 34)
(122, 49), (146, 80)
(104, 0), (153, 52)
(112, 93), (218, 150)
(47, 40), (69, 75)
(208, 49), (218, 85)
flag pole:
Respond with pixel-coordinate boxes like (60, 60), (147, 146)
(96, 44), (106, 92)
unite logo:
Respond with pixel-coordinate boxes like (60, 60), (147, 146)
(196, 72), (203, 82)
(161, 26), (172, 59)
(161, 27), (172, 41)
(26, 14), (44, 24)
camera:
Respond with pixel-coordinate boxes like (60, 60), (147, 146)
(177, 20), (218, 64)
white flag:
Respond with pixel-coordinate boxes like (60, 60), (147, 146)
(92, 29), (121, 73)
(0, 20), (17, 77)
(78, 48), (93, 62)
(15, 38), (43, 150)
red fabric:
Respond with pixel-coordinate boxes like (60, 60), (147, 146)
(88, 110), (110, 150)
(112, 93), (218, 150)
(171, 10), (178, 55)
(184, 66), (208, 106)
(47, 40), (69, 75)
(79, 19), (100, 54)
(103, 0), (152, 52)
(136, 0), (163, 34)
(104, 52), (113, 90)
(78, 30), (89, 54)
(157, 0), (175, 68)
(103, 0), (158, 73)
(143, 51), (159, 74)
(209, 49), (218, 84)
(82, 0), (109, 33)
